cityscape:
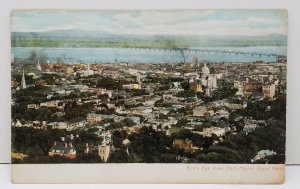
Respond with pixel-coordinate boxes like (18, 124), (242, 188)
(11, 10), (287, 164)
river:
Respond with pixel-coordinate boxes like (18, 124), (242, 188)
(12, 46), (287, 64)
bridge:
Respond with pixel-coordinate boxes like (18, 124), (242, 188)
(122, 47), (285, 64)
(130, 47), (280, 58)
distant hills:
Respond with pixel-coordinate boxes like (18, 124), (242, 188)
(11, 30), (287, 48)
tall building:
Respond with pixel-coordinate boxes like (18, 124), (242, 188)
(201, 63), (210, 77)
(201, 63), (217, 91)
(36, 59), (42, 71)
(136, 73), (141, 85)
(21, 70), (26, 89)
(262, 84), (276, 99)
(85, 63), (94, 76)
(87, 63), (91, 75)
(98, 135), (111, 162)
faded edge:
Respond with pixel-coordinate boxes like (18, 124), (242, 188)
(12, 164), (285, 184)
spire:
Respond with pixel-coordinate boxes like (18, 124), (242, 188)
(86, 63), (93, 76)
(21, 69), (26, 89)
(102, 134), (106, 145)
(87, 63), (91, 76)
(136, 73), (141, 85)
(37, 59), (42, 71)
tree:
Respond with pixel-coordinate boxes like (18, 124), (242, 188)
(107, 150), (130, 163)
(174, 118), (188, 127)
(112, 130), (128, 148)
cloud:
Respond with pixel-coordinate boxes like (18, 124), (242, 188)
(11, 10), (287, 36)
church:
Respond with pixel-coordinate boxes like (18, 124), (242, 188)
(200, 63), (218, 96)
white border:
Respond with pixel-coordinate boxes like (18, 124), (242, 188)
(11, 164), (285, 184)
(1, 0), (299, 165)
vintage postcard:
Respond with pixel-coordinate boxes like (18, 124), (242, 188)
(11, 10), (287, 183)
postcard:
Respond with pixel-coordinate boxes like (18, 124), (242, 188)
(11, 10), (287, 184)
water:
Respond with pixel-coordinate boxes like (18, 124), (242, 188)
(12, 46), (287, 64)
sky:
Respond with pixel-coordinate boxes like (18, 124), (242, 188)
(11, 10), (288, 36)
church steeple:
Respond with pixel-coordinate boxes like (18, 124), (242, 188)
(136, 73), (141, 85)
(87, 63), (90, 75)
(37, 59), (42, 71)
(21, 69), (26, 89)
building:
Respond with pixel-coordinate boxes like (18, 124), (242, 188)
(208, 74), (218, 89)
(11, 80), (18, 88)
(172, 139), (200, 153)
(193, 106), (208, 117)
(200, 127), (227, 137)
(40, 100), (64, 108)
(87, 113), (104, 123)
(36, 59), (42, 71)
(262, 84), (276, 99)
(85, 63), (94, 76)
(98, 136), (111, 162)
(122, 84), (141, 90)
(41, 60), (53, 72)
(27, 104), (39, 109)
(48, 137), (76, 159)
(97, 88), (113, 98)
(21, 69), (26, 89)
(277, 56), (287, 63)
(64, 66), (74, 75)
(200, 63), (217, 96)
(190, 82), (202, 93)
(251, 150), (277, 162)
(136, 73), (141, 85)
(243, 82), (263, 92)
(122, 139), (131, 155)
(35, 80), (48, 87)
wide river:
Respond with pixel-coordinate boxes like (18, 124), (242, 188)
(12, 46), (287, 64)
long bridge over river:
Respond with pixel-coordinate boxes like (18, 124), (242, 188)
(130, 47), (280, 57)
(121, 47), (284, 64)
(31, 46), (285, 64)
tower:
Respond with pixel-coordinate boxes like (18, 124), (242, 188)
(201, 63), (210, 77)
(86, 63), (94, 76)
(36, 59), (42, 71)
(21, 69), (26, 89)
(205, 88), (210, 97)
(136, 73), (141, 85)
(98, 133), (111, 162)
(87, 63), (91, 76)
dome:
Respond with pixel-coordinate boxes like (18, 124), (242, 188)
(201, 63), (210, 75)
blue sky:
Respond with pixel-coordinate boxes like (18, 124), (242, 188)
(11, 10), (287, 36)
